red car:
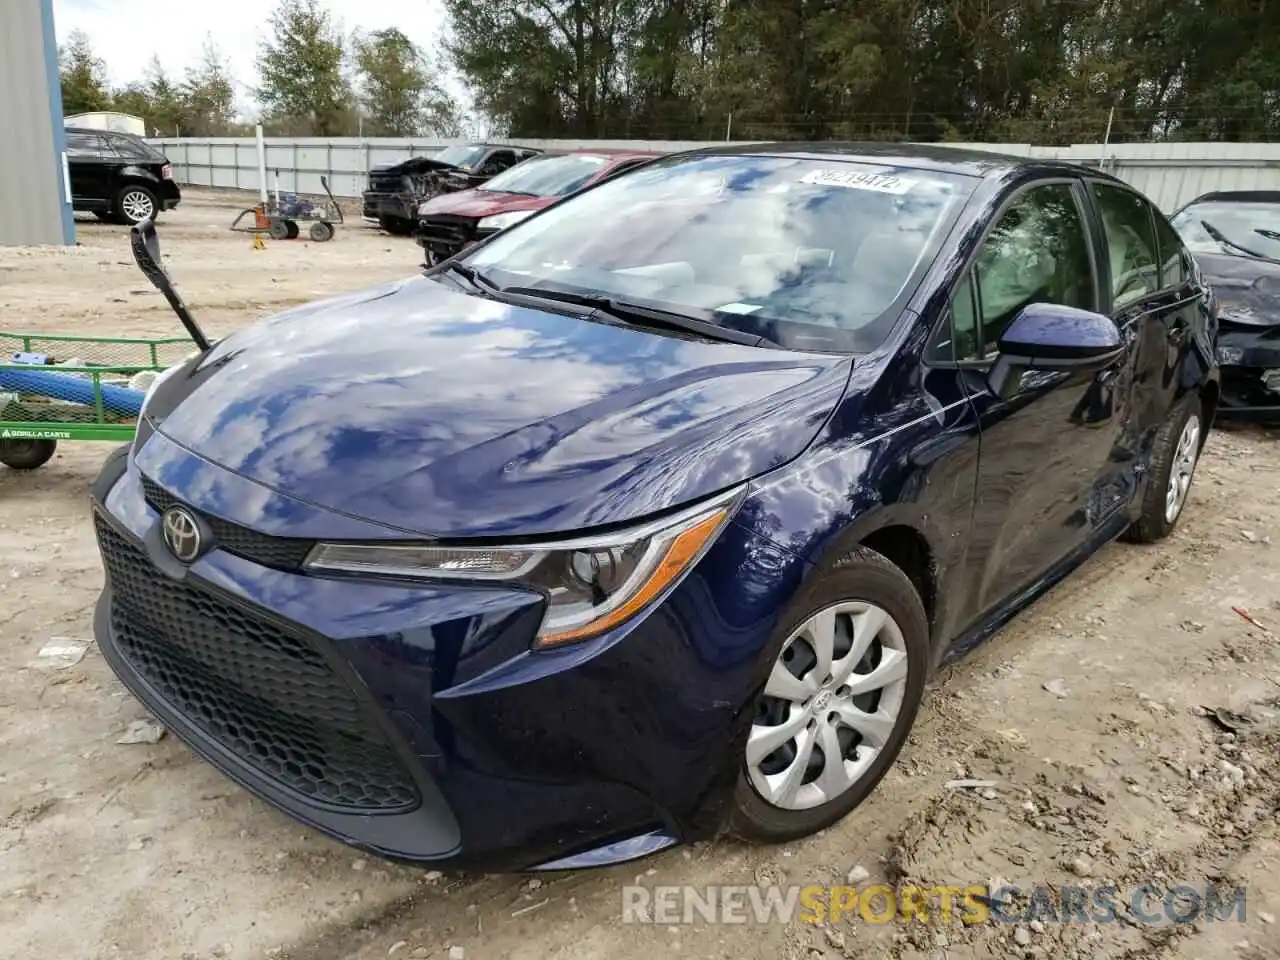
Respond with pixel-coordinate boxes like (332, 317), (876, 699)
(414, 149), (661, 264)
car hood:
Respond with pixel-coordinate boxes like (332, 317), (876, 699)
(419, 190), (551, 219)
(1197, 252), (1280, 328)
(373, 156), (464, 177)
(152, 278), (851, 539)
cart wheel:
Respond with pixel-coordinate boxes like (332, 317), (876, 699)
(268, 219), (291, 240)
(309, 221), (335, 243)
(285, 220), (300, 239)
(0, 438), (57, 470)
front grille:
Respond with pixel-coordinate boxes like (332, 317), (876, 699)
(367, 174), (406, 193)
(417, 215), (477, 256)
(140, 475), (313, 572)
(97, 516), (420, 812)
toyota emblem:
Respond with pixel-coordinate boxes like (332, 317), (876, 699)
(162, 506), (203, 562)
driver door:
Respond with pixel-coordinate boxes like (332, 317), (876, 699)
(952, 177), (1135, 625)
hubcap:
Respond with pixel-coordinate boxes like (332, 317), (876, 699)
(746, 601), (909, 811)
(1164, 413), (1201, 524)
(122, 191), (154, 223)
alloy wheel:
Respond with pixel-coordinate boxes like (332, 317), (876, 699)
(1164, 413), (1201, 524)
(746, 601), (909, 811)
(121, 190), (155, 224)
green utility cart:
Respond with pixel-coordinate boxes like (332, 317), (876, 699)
(0, 332), (194, 470)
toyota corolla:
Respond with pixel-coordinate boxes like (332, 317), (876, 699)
(91, 143), (1218, 872)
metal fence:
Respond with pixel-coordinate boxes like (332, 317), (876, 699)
(149, 137), (1280, 213)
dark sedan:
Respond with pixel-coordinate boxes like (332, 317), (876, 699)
(1171, 190), (1280, 421)
(91, 144), (1217, 873)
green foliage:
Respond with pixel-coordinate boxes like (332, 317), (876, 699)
(353, 28), (462, 136)
(256, 0), (353, 135)
(59, 30), (111, 115)
(444, 0), (1280, 143)
(182, 39), (238, 136)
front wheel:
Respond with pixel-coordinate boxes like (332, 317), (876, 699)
(0, 438), (57, 470)
(731, 546), (929, 842)
(309, 221), (335, 242)
(1124, 393), (1204, 543)
(115, 186), (158, 225)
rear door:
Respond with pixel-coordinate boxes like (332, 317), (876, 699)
(947, 177), (1134, 622)
(1083, 181), (1204, 471)
(65, 132), (112, 205)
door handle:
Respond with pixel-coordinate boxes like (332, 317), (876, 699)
(1169, 324), (1188, 347)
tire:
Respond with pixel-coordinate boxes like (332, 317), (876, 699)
(309, 221), (335, 243)
(268, 220), (291, 240)
(1124, 393), (1204, 543)
(0, 438), (57, 470)
(731, 546), (930, 843)
(285, 220), (300, 239)
(115, 185), (158, 225)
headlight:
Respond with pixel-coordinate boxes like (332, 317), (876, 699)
(304, 489), (742, 648)
(139, 362), (183, 417)
(478, 210), (534, 232)
(1217, 344), (1245, 365)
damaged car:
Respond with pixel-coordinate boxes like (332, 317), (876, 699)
(414, 148), (660, 265)
(362, 143), (542, 235)
(1171, 190), (1280, 422)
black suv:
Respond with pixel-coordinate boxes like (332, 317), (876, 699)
(362, 142), (540, 235)
(65, 127), (182, 225)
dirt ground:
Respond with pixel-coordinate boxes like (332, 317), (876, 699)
(1, 189), (1279, 960)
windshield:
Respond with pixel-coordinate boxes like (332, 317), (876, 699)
(480, 154), (609, 197)
(462, 154), (972, 351)
(434, 145), (490, 170)
(1171, 200), (1280, 262)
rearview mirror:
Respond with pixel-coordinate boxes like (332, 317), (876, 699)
(988, 303), (1123, 400)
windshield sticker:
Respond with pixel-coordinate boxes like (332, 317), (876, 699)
(716, 302), (763, 314)
(800, 169), (916, 194)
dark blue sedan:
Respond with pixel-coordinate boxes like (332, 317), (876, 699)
(90, 143), (1219, 872)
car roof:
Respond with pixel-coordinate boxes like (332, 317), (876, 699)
(1183, 190), (1280, 205)
(676, 140), (1100, 181)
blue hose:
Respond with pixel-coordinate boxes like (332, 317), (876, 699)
(0, 368), (144, 417)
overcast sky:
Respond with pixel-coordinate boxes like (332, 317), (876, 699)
(52, 0), (465, 119)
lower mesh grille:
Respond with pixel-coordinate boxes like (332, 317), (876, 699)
(96, 516), (420, 812)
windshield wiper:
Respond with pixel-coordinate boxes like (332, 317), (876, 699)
(435, 260), (502, 294)
(1201, 220), (1279, 262)
(498, 286), (776, 347)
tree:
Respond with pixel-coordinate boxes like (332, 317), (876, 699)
(256, 0), (353, 135)
(143, 56), (187, 136)
(352, 28), (462, 136)
(183, 39), (237, 135)
(59, 30), (111, 115)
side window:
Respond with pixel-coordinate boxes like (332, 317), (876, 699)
(961, 182), (1095, 358)
(107, 134), (148, 159)
(1091, 182), (1160, 308)
(1151, 208), (1191, 289)
(484, 150), (516, 174)
(65, 132), (102, 158)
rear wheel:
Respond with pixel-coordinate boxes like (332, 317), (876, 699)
(285, 220), (300, 239)
(115, 185), (158, 225)
(1124, 393), (1203, 543)
(731, 546), (929, 842)
(309, 221), (335, 242)
(0, 438), (57, 470)
(268, 219), (291, 240)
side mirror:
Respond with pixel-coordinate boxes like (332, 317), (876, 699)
(988, 303), (1123, 400)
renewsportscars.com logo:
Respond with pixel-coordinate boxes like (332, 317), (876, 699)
(621, 883), (1250, 926)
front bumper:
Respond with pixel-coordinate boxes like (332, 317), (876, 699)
(89, 436), (804, 870)
(1216, 324), (1280, 421)
(361, 193), (415, 223)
